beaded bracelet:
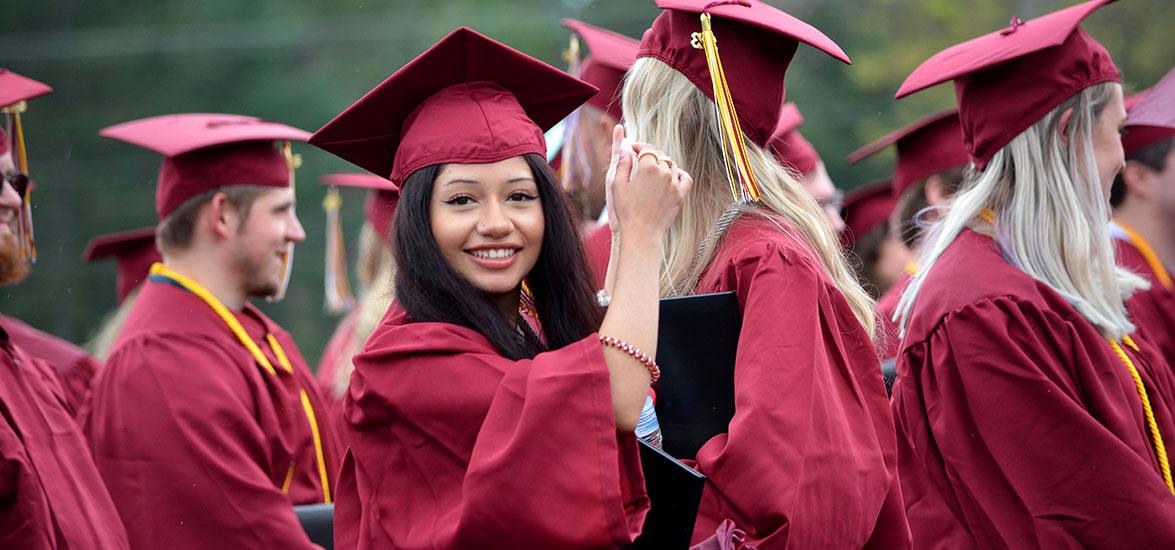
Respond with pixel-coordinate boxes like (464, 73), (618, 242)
(599, 335), (661, 383)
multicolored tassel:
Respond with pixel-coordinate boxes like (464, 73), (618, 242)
(322, 186), (355, 314)
(691, 13), (762, 204)
(5, 103), (36, 263)
(268, 140), (302, 303)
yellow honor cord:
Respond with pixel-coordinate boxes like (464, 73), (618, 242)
(149, 262), (332, 502)
(1113, 218), (1173, 290)
(692, 13), (761, 204)
(977, 207), (996, 225)
(1111, 335), (1174, 493)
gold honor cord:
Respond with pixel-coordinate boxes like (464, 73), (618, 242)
(270, 141), (302, 303)
(1114, 218), (1173, 290)
(1111, 336), (1174, 493)
(322, 186), (355, 314)
(981, 209), (1172, 492)
(4, 103), (36, 263)
(691, 13), (762, 204)
(148, 263), (333, 503)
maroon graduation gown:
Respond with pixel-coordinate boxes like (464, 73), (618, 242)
(335, 306), (649, 549)
(1115, 236), (1175, 376)
(0, 314), (99, 417)
(82, 278), (342, 549)
(316, 308), (360, 408)
(583, 223), (612, 290)
(0, 323), (128, 549)
(891, 229), (1175, 548)
(688, 217), (909, 549)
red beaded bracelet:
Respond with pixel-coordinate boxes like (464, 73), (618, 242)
(599, 335), (661, 383)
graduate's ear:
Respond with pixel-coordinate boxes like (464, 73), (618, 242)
(1057, 107), (1075, 146)
(1120, 159), (1156, 201)
(206, 192), (238, 240)
(925, 174), (948, 207)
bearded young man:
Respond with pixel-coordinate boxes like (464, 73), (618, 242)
(82, 114), (340, 550)
(0, 69), (129, 549)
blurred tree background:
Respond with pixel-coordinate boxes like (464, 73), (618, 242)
(1, 0), (1170, 368)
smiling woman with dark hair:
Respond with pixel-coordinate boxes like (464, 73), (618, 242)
(310, 28), (692, 549)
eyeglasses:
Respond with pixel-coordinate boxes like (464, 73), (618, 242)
(2, 171), (29, 199)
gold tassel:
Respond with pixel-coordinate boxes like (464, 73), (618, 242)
(691, 13), (762, 203)
(322, 186), (354, 314)
(4, 102), (36, 263)
(268, 140), (302, 303)
(559, 35), (593, 221)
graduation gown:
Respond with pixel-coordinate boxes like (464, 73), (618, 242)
(583, 223), (612, 290)
(335, 306), (649, 549)
(890, 229), (1175, 548)
(1113, 232), (1175, 376)
(317, 307), (360, 406)
(0, 314), (99, 417)
(82, 277), (342, 550)
(688, 217), (909, 549)
(0, 323), (129, 549)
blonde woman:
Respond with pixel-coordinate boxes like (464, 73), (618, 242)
(618, 2), (906, 547)
(890, 1), (1175, 546)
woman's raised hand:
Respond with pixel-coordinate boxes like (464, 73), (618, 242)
(605, 124), (692, 242)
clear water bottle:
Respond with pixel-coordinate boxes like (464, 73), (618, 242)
(635, 391), (663, 449)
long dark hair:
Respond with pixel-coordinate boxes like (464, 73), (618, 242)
(392, 153), (603, 360)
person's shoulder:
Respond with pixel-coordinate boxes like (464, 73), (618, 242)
(714, 214), (824, 270)
(363, 305), (497, 357)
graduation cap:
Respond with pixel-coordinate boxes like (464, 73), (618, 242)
(841, 180), (897, 248)
(637, 0), (849, 202)
(100, 113), (311, 301)
(1, 69), (53, 264)
(848, 110), (968, 198)
(82, 227), (160, 305)
(1122, 66), (1175, 155)
(310, 27), (598, 186)
(896, 0), (1119, 170)
(318, 172), (400, 314)
(561, 19), (641, 121)
(767, 102), (819, 176)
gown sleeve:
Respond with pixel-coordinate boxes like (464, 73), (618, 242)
(86, 334), (320, 550)
(339, 323), (648, 549)
(693, 241), (905, 548)
(892, 296), (1175, 548)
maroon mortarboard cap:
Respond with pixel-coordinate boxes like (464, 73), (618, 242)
(562, 19), (640, 120)
(310, 27), (598, 186)
(82, 227), (161, 304)
(100, 114), (310, 220)
(320, 173), (400, 243)
(0, 69), (52, 110)
(841, 180), (896, 248)
(848, 110), (968, 197)
(637, 0), (850, 148)
(767, 102), (819, 175)
(1123, 66), (1175, 155)
(896, 0), (1119, 171)
(1, 69), (53, 156)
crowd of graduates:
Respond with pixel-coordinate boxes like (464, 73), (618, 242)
(1, 0), (1174, 548)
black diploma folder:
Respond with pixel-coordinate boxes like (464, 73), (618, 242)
(294, 503), (334, 549)
(653, 291), (741, 459)
(631, 439), (707, 549)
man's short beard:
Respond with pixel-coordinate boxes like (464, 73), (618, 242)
(0, 234), (30, 286)
(230, 247), (280, 299)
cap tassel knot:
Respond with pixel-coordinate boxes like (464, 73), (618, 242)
(691, 12), (762, 204)
(1000, 15), (1025, 36)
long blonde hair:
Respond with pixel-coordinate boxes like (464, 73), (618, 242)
(622, 58), (876, 335)
(330, 224), (396, 399)
(87, 286), (141, 361)
(896, 82), (1146, 340)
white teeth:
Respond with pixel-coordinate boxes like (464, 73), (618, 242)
(471, 248), (516, 259)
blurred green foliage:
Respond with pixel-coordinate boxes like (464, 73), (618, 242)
(1, 0), (1170, 368)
